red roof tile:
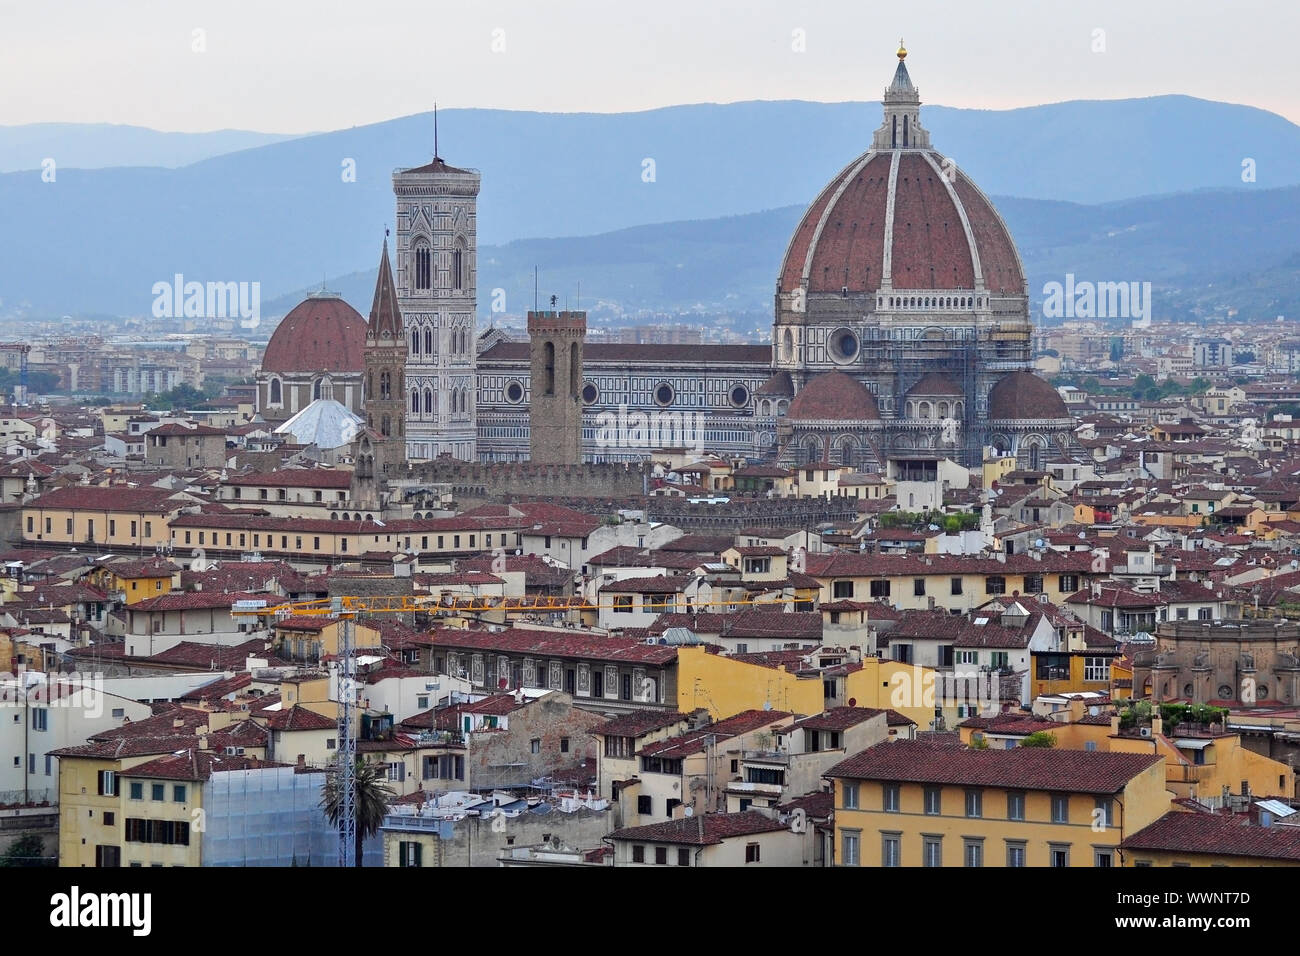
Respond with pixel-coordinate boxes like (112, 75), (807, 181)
(827, 740), (1162, 794)
(1121, 812), (1300, 862)
(429, 627), (678, 666)
(609, 810), (787, 846)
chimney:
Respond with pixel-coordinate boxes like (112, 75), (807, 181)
(1109, 714), (1120, 735)
(173, 717), (184, 729)
(296, 754), (305, 768)
(1151, 715), (1163, 736)
(198, 734), (210, 751)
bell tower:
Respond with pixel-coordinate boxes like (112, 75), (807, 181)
(362, 237), (407, 480)
(393, 138), (481, 462)
(528, 306), (586, 464)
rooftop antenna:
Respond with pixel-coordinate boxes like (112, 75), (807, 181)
(433, 102), (439, 160)
(577, 280), (581, 311)
(534, 266), (538, 312)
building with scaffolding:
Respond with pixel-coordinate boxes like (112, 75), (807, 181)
(468, 45), (1074, 469)
(765, 43), (1074, 470)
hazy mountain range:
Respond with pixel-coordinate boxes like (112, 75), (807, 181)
(1, 96), (1299, 319)
(259, 183), (1300, 331)
(0, 123), (298, 173)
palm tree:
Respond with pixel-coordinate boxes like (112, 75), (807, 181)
(320, 758), (396, 867)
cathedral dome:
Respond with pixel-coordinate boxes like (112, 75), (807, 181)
(779, 153), (1024, 297)
(262, 293), (367, 375)
(987, 372), (1069, 421)
(777, 51), (1024, 300)
(787, 371), (880, 422)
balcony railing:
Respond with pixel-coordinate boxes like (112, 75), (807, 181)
(740, 749), (788, 765)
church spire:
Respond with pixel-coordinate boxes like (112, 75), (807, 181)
(889, 39), (914, 92)
(368, 235), (403, 337)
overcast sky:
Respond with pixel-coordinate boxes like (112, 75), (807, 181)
(3, 0), (1296, 132)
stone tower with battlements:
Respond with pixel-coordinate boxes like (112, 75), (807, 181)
(527, 309), (586, 464)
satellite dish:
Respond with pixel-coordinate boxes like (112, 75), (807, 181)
(1035, 539), (1045, 550)
(848, 697), (856, 707)
(683, 806), (693, 817)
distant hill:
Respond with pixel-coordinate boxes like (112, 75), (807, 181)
(3, 96), (1300, 317)
(260, 183), (1300, 330)
(0, 123), (299, 173)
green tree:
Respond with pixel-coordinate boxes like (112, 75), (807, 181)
(320, 758), (396, 867)
(0, 834), (54, 867)
(1020, 731), (1057, 748)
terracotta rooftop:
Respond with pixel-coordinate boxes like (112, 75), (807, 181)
(827, 740), (1163, 794)
(609, 810), (787, 846)
(1121, 812), (1300, 862)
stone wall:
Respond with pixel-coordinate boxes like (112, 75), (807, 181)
(395, 459), (650, 504)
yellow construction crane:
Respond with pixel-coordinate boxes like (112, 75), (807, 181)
(230, 592), (811, 619)
(229, 588), (816, 863)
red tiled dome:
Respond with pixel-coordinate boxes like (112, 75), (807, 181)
(262, 294), (367, 374)
(988, 372), (1069, 421)
(778, 151), (1024, 297)
(787, 371), (880, 422)
(905, 371), (964, 398)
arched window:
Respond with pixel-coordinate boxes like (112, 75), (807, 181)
(570, 342), (580, 398)
(1029, 442), (1042, 471)
(919, 401), (932, 419)
(380, 370), (391, 399)
(938, 402), (948, 418)
(452, 239), (465, 291)
(411, 389), (420, 414)
(414, 240), (431, 291)
(410, 331), (420, 355)
(381, 414), (391, 437)
(269, 378), (281, 405)
(542, 342), (555, 395)
(424, 388), (434, 414)
(903, 114), (909, 147)
(313, 377), (323, 400)
(839, 440), (855, 468)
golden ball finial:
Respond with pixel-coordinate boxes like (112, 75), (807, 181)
(897, 39), (907, 60)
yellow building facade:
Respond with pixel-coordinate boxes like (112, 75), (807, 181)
(827, 741), (1168, 867)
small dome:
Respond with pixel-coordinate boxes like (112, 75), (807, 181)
(988, 372), (1069, 420)
(262, 294), (367, 375)
(787, 371), (880, 422)
(905, 372), (964, 398)
(757, 370), (794, 396)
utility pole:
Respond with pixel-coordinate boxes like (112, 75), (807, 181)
(334, 601), (357, 867)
